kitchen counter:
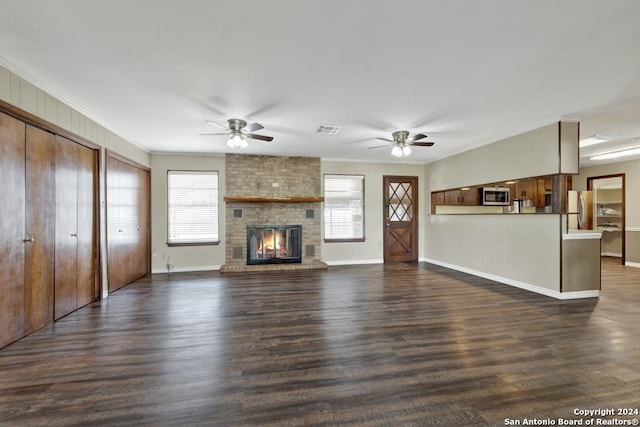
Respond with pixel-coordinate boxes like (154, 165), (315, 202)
(563, 230), (602, 240)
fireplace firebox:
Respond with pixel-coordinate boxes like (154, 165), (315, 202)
(247, 225), (302, 265)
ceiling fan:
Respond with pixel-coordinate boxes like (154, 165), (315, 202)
(201, 118), (273, 149)
(369, 130), (435, 157)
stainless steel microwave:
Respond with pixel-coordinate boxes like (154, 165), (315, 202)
(482, 187), (511, 205)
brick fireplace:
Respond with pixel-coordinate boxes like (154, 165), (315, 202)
(220, 154), (328, 273)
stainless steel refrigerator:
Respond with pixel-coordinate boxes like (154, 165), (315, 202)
(568, 190), (593, 230)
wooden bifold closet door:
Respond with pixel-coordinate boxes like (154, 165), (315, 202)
(54, 135), (97, 320)
(1, 113), (57, 348)
(1, 107), (99, 348)
(106, 153), (150, 293)
(0, 112), (27, 348)
(24, 126), (56, 333)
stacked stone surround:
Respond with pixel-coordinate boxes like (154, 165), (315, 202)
(221, 153), (327, 273)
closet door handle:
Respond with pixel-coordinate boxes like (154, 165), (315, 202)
(23, 237), (34, 243)
(70, 233), (78, 237)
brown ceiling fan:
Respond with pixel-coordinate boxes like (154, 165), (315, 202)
(369, 130), (435, 157)
(201, 118), (273, 148)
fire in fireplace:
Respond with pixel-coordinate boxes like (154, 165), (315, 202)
(247, 225), (302, 265)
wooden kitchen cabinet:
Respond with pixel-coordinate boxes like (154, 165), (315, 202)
(443, 188), (479, 206)
(431, 191), (445, 213)
(536, 178), (547, 207)
(460, 188), (480, 205)
(444, 190), (461, 205)
(514, 179), (537, 201)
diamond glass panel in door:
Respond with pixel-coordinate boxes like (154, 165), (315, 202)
(388, 182), (413, 222)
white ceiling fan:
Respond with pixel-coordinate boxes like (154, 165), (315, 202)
(201, 118), (273, 149)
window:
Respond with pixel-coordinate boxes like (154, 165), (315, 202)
(324, 174), (364, 241)
(167, 170), (219, 245)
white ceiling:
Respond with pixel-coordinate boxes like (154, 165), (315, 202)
(2, 0), (640, 166)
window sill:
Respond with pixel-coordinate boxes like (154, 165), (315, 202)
(324, 238), (365, 243)
(167, 241), (220, 247)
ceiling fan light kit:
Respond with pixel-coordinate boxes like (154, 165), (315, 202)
(226, 133), (248, 149)
(391, 144), (412, 157)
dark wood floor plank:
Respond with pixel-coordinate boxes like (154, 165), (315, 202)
(1, 257), (639, 426)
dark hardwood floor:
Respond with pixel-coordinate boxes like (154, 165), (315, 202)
(1, 259), (639, 426)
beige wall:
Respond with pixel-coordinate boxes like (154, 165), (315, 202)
(428, 122), (576, 191)
(320, 160), (426, 264)
(150, 153), (226, 273)
(0, 65), (149, 165)
(426, 214), (562, 293)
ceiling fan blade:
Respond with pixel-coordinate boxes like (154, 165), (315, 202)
(247, 133), (273, 142)
(245, 122), (264, 133)
(376, 137), (394, 143)
(409, 141), (435, 147)
(408, 133), (428, 142)
(205, 120), (228, 129)
(200, 132), (229, 136)
(368, 144), (391, 149)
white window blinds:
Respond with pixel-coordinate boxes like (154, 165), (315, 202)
(167, 170), (219, 245)
(324, 174), (364, 240)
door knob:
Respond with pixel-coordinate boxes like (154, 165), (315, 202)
(70, 233), (77, 237)
(23, 237), (34, 243)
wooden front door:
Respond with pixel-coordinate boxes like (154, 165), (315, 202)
(383, 176), (418, 262)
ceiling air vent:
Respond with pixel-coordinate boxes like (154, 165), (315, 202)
(316, 125), (342, 135)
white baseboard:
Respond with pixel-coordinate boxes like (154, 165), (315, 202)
(151, 265), (221, 274)
(601, 252), (622, 258)
(423, 258), (599, 300)
(625, 261), (640, 269)
(325, 259), (384, 266)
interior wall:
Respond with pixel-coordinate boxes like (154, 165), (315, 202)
(426, 214), (561, 293)
(320, 160), (425, 264)
(0, 65), (149, 165)
(150, 153), (226, 273)
(429, 122), (569, 191)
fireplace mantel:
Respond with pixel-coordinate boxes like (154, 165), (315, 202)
(224, 196), (324, 203)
